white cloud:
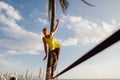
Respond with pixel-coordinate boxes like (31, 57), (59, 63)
(0, 1), (22, 20)
(0, 1), (43, 56)
(38, 17), (48, 25)
(29, 8), (48, 25)
(61, 38), (78, 46)
(0, 58), (27, 74)
(29, 8), (40, 18)
(20, 4), (24, 8)
(61, 15), (120, 45)
(0, 58), (22, 67)
(61, 43), (120, 79)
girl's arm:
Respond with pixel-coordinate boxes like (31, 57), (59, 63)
(50, 19), (59, 35)
(42, 37), (48, 60)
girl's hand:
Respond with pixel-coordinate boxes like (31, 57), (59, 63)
(43, 55), (47, 60)
(56, 19), (59, 22)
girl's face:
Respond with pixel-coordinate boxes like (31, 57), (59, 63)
(43, 28), (48, 36)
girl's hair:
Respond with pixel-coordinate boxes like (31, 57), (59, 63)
(43, 28), (48, 32)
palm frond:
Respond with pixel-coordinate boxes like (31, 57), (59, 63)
(81, 0), (95, 6)
(59, 0), (69, 14)
(47, 0), (53, 21)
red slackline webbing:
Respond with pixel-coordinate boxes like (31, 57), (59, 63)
(54, 29), (120, 78)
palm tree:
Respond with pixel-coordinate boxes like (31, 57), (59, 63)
(25, 69), (28, 80)
(45, 0), (94, 80)
(30, 72), (32, 80)
(38, 68), (42, 80)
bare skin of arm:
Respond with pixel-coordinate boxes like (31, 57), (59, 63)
(50, 19), (59, 36)
(42, 37), (48, 60)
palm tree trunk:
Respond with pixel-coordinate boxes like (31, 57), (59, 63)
(50, 0), (56, 31)
(46, 0), (56, 80)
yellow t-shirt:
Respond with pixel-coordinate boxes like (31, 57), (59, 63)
(45, 35), (61, 51)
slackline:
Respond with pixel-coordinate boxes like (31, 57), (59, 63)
(54, 29), (120, 78)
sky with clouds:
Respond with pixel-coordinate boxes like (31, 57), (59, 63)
(0, 0), (120, 79)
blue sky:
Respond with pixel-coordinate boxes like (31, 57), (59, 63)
(0, 0), (120, 79)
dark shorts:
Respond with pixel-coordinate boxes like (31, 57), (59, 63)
(49, 48), (61, 75)
(50, 48), (60, 60)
